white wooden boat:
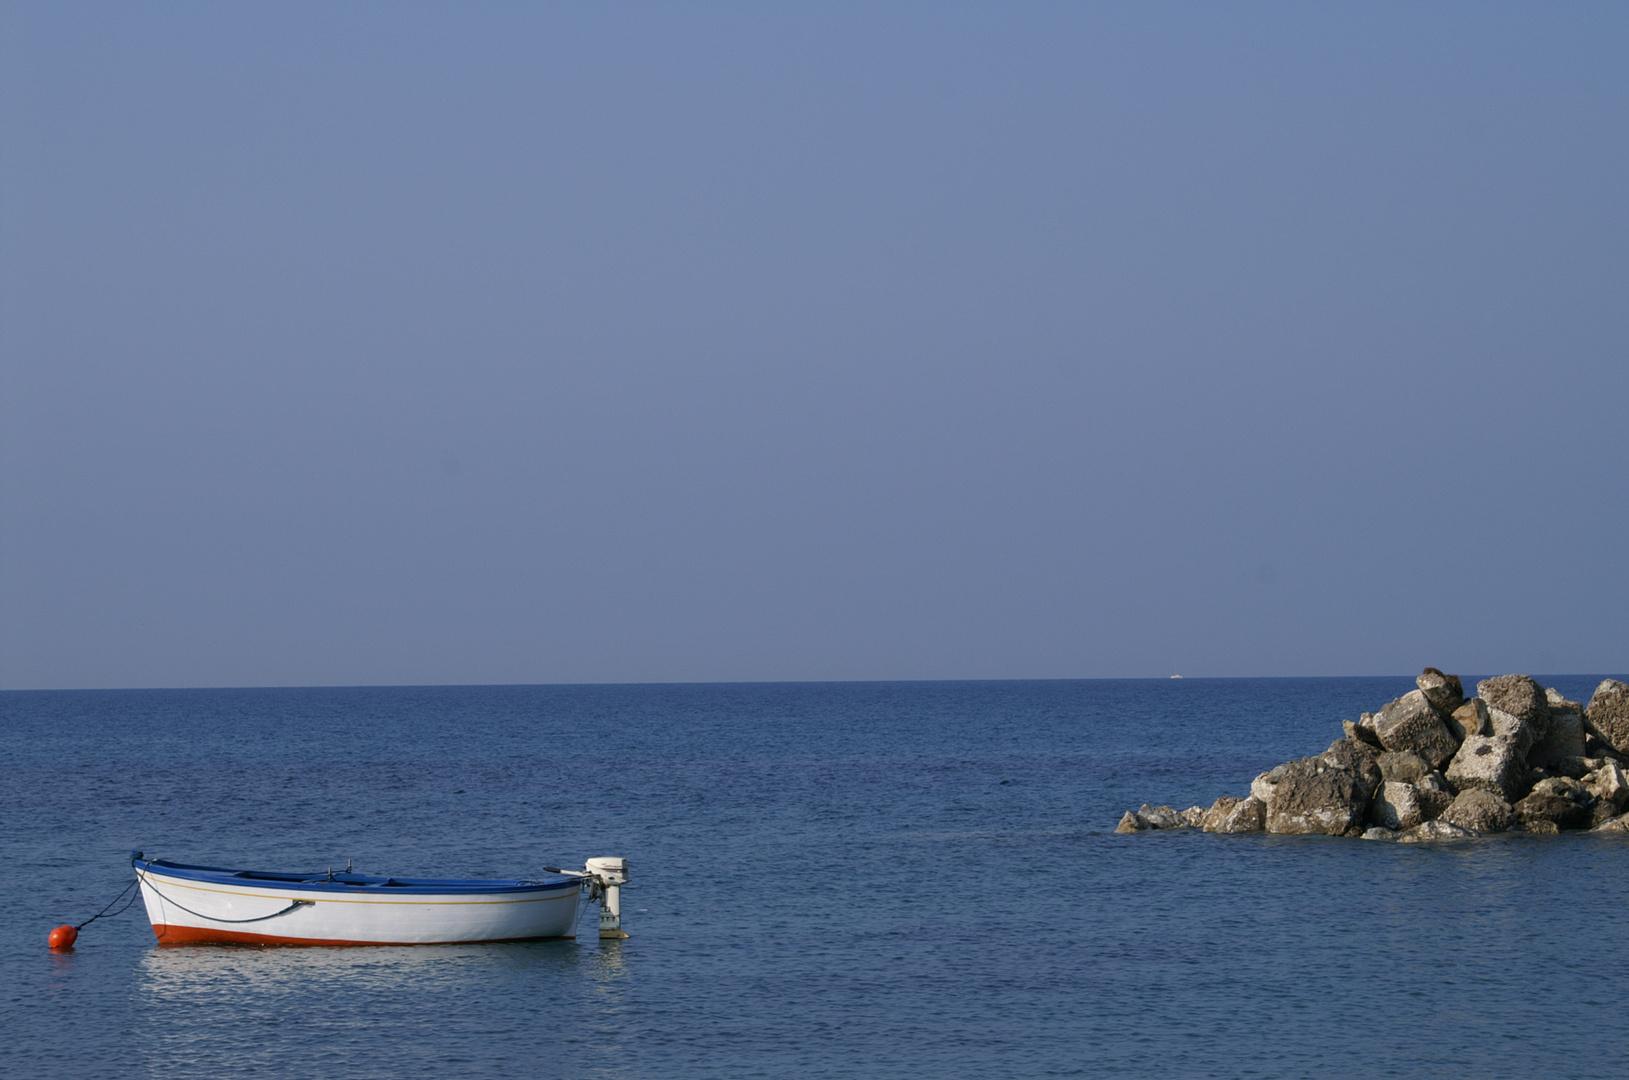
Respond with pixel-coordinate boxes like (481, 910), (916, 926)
(131, 853), (629, 946)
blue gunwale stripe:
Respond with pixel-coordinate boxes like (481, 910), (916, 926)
(135, 858), (580, 896)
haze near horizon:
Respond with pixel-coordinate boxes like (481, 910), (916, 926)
(2, 3), (1625, 690)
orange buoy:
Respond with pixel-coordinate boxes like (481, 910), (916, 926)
(48, 925), (78, 949)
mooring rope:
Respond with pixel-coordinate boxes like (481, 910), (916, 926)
(573, 888), (597, 934)
(138, 867), (314, 924)
(75, 878), (141, 931)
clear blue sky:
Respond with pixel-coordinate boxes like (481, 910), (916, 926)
(2, 3), (1625, 689)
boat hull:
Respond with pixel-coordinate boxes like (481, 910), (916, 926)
(134, 861), (583, 946)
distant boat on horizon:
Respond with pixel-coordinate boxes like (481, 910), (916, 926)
(1170, 674), (1183, 679)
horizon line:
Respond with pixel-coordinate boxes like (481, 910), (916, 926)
(4, 671), (1623, 694)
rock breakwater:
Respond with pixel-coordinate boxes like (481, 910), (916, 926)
(1117, 670), (1629, 841)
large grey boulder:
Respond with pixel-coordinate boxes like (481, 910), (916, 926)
(1538, 756), (1595, 780)
(1371, 780), (1424, 831)
(1438, 789), (1514, 833)
(1592, 812), (1629, 833)
(1531, 713), (1586, 768)
(1585, 761), (1629, 809)
(1251, 763), (1290, 804)
(1372, 690), (1459, 769)
(1416, 772), (1455, 820)
(1264, 757), (1369, 836)
(1514, 778), (1592, 831)
(1547, 686), (1583, 713)
(1417, 668), (1465, 714)
(1116, 804), (1196, 831)
(1181, 805), (1208, 827)
(1377, 751), (1433, 784)
(1397, 820), (1477, 843)
(1201, 795), (1265, 833)
(1585, 680), (1629, 756)
(1320, 738), (1383, 796)
(1356, 712), (1383, 745)
(1478, 675), (1549, 735)
(1114, 810), (1149, 833)
(1445, 735), (1527, 802)
(1447, 699), (1488, 742)
(1418, 770), (1452, 792)
(1343, 718), (1383, 748)
(1531, 775), (1588, 800)
(1486, 707), (1537, 758)
(1531, 690), (1587, 769)
(1136, 804), (1188, 829)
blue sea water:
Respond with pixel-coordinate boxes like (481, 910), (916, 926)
(4, 676), (1628, 1079)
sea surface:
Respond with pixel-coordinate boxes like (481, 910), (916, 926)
(4, 676), (1628, 1079)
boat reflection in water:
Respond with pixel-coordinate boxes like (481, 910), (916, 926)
(132, 937), (635, 1077)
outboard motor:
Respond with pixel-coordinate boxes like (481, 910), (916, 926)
(585, 857), (629, 939)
